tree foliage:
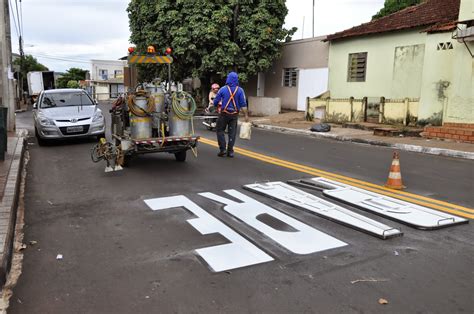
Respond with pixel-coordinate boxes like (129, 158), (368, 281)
(127, 0), (296, 84)
(57, 68), (88, 88)
(13, 55), (48, 92)
(66, 80), (80, 88)
(372, 0), (422, 20)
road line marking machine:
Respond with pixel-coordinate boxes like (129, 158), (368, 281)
(91, 46), (199, 172)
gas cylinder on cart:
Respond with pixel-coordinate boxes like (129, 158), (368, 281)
(169, 95), (192, 137)
(146, 85), (166, 137)
(130, 96), (152, 139)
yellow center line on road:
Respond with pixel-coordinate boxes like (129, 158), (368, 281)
(199, 137), (474, 219)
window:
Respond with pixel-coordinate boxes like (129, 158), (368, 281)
(114, 70), (123, 78)
(41, 91), (93, 108)
(347, 52), (367, 82)
(98, 69), (108, 80)
(283, 68), (298, 87)
(437, 42), (453, 50)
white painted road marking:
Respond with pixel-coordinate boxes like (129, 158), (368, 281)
(244, 181), (402, 239)
(144, 195), (273, 272)
(199, 190), (347, 254)
(308, 177), (469, 229)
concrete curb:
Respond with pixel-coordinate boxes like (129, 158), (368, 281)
(0, 130), (27, 286)
(253, 124), (474, 160)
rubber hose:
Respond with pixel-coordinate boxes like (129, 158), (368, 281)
(127, 93), (155, 117)
(171, 91), (196, 120)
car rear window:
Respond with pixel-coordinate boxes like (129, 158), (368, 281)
(41, 92), (93, 108)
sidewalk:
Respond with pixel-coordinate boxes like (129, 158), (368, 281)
(0, 130), (27, 286)
(249, 112), (474, 160)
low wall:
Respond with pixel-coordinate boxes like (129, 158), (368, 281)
(308, 97), (364, 123)
(384, 98), (419, 125)
(248, 96), (281, 116)
(308, 96), (419, 125)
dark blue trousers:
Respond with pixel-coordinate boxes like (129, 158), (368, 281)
(216, 113), (238, 152)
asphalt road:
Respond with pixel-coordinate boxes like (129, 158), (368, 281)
(9, 105), (474, 313)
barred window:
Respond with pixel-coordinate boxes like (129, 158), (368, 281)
(347, 52), (367, 82)
(283, 68), (298, 87)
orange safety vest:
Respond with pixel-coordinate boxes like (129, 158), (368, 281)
(222, 86), (239, 114)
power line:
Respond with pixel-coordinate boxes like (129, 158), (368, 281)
(19, 0), (23, 37)
(30, 53), (127, 66)
(14, 0), (22, 37)
(8, 0), (19, 38)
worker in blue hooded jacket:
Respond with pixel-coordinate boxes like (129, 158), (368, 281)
(213, 71), (249, 158)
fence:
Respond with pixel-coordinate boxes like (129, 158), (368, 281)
(307, 96), (419, 126)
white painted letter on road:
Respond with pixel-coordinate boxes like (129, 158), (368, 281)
(144, 196), (273, 272)
(199, 190), (347, 254)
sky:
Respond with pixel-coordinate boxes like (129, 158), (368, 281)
(9, 0), (385, 72)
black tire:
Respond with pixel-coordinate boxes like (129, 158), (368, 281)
(122, 154), (132, 167)
(35, 128), (47, 146)
(174, 150), (187, 162)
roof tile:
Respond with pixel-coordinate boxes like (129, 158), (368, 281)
(327, 0), (460, 41)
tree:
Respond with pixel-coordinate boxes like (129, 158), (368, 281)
(372, 0), (422, 20)
(66, 80), (80, 88)
(127, 0), (296, 92)
(13, 55), (49, 93)
(57, 68), (88, 88)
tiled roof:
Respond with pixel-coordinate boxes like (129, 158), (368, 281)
(326, 0), (460, 41)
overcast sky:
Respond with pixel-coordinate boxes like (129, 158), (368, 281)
(10, 0), (385, 72)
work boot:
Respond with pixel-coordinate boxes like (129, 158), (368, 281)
(217, 150), (226, 157)
(226, 150), (234, 158)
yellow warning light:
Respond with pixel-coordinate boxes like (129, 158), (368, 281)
(147, 45), (156, 54)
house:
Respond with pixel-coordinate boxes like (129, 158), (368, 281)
(89, 59), (127, 100)
(244, 36), (329, 113)
(309, 0), (473, 142)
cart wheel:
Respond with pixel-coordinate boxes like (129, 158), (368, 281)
(174, 150), (187, 162)
(122, 154), (132, 167)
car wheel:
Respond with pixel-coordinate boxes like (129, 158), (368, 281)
(35, 128), (47, 146)
(174, 150), (187, 162)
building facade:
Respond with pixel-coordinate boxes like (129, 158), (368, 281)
(244, 36), (329, 111)
(89, 59), (127, 100)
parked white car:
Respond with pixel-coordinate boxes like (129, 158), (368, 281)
(33, 89), (105, 145)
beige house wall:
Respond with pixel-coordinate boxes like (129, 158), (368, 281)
(444, 2), (474, 124)
(459, 0), (473, 21)
(328, 30), (427, 99)
(418, 32), (455, 124)
(244, 37), (329, 110)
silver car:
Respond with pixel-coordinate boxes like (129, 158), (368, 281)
(33, 89), (105, 145)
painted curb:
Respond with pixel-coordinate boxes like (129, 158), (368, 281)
(253, 124), (474, 160)
(0, 130), (27, 286)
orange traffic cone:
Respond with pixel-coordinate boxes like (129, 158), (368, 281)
(385, 151), (405, 190)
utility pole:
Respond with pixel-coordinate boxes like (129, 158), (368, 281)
(312, 0), (315, 38)
(302, 16), (305, 40)
(0, 0), (16, 132)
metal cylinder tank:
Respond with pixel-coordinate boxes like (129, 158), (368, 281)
(151, 86), (165, 113)
(169, 97), (192, 137)
(130, 97), (152, 139)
